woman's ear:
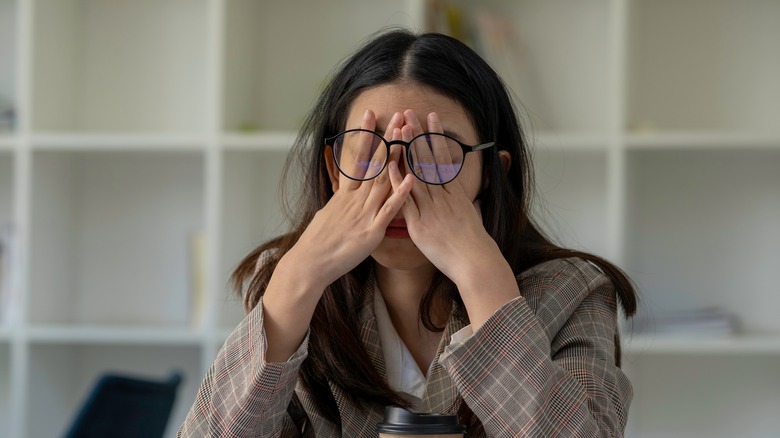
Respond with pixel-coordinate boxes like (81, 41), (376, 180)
(499, 150), (512, 172)
(324, 147), (340, 192)
(481, 150), (512, 190)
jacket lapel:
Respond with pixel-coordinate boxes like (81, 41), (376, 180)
(421, 301), (469, 415)
(332, 273), (387, 436)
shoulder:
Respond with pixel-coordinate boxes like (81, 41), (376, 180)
(518, 257), (610, 293)
(516, 257), (616, 337)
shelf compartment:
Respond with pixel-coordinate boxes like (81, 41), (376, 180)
(222, 0), (415, 132)
(0, 0), (17, 134)
(625, 149), (780, 334)
(627, 0), (780, 134)
(441, 0), (613, 135)
(624, 355), (780, 437)
(29, 150), (205, 327)
(218, 149), (290, 330)
(532, 149), (609, 257)
(31, 0), (209, 132)
(26, 343), (201, 438)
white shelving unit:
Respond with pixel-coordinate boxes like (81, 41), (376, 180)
(0, 0), (777, 437)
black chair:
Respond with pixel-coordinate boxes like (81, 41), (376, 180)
(64, 370), (184, 438)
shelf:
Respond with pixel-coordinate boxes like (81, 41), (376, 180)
(531, 132), (610, 152)
(29, 150), (205, 326)
(627, 0), (780, 133)
(31, 133), (208, 151)
(26, 325), (203, 345)
(221, 132), (297, 151)
(625, 131), (780, 150)
(0, 2), (777, 438)
(624, 334), (780, 355)
(31, 0), (209, 132)
(222, 0), (415, 131)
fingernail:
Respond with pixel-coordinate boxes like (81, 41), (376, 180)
(363, 109), (371, 121)
(428, 112), (438, 123)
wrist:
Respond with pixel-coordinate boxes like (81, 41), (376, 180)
(452, 250), (520, 331)
(277, 248), (332, 292)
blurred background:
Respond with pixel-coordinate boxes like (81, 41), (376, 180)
(1, 0), (779, 437)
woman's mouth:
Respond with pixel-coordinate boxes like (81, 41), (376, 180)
(385, 218), (410, 239)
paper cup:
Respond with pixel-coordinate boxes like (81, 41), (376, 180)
(376, 406), (466, 437)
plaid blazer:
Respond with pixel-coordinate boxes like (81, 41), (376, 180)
(178, 257), (632, 437)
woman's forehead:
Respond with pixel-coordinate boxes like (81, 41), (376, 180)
(346, 83), (476, 139)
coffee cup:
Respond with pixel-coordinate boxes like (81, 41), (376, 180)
(376, 406), (466, 437)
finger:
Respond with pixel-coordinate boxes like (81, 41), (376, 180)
(402, 124), (434, 204)
(384, 112), (403, 137)
(339, 110), (380, 190)
(375, 160), (414, 227)
(427, 112), (461, 186)
(389, 159), (420, 221)
(404, 110), (437, 184)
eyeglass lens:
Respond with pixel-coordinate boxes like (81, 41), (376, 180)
(333, 132), (464, 184)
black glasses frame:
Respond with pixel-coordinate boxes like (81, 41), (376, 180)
(324, 129), (496, 185)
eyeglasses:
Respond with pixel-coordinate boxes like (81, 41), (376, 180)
(324, 129), (495, 185)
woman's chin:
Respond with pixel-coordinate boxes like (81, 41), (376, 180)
(370, 238), (431, 271)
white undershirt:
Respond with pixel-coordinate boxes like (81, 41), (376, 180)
(373, 289), (474, 409)
(373, 290), (428, 407)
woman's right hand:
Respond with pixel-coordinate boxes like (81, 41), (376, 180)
(288, 110), (413, 289)
(261, 110), (413, 362)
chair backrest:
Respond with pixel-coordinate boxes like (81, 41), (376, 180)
(64, 370), (184, 438)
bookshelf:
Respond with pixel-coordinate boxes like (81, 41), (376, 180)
(0, 0), (778, 437)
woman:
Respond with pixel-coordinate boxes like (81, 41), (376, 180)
(178, 29), (637, 437)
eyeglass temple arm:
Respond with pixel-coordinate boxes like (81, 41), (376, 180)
(470, 141), (496, 152)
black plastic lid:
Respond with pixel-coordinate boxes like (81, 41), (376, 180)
(376, 406), (467, 434)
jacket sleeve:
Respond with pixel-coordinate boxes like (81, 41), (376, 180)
(177, 297), (309, 438)
(438, 259), (632, 437)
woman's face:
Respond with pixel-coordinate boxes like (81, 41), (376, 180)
(328, 83), (485, 272)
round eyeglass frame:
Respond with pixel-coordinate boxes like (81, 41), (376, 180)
(324, 129), (496, 185)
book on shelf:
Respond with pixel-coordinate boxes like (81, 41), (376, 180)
(630, 307), (739, 338)
(0, 222), (19, 326)
(425, 2), (530, 101)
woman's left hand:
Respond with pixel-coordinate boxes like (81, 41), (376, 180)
(388, 110), (521, 329)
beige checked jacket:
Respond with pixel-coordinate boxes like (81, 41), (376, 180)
(178, 257), (632, 437)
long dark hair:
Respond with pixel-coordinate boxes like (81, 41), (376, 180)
(231, 29), (637, 431)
